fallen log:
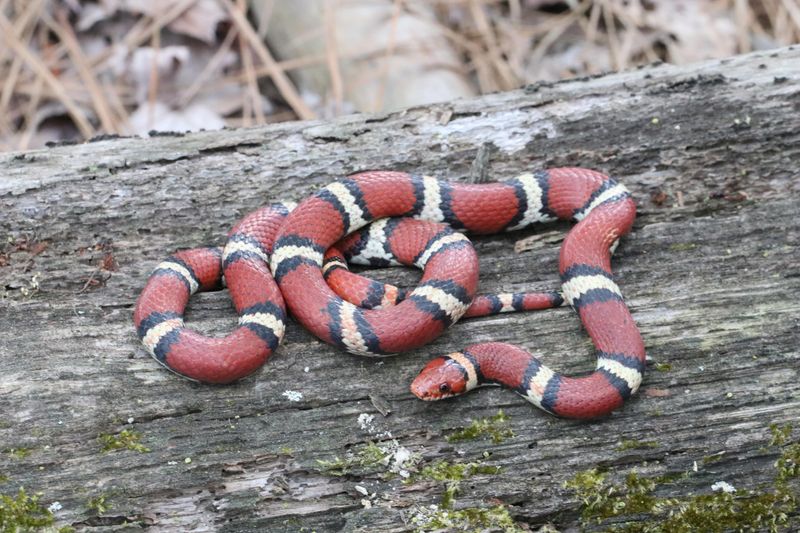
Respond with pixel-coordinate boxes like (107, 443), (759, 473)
(1, 46), (799, 531)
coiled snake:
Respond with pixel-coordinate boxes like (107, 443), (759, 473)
(134, 168), (644, 419)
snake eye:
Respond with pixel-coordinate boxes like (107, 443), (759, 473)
(439, 383), (451, 393)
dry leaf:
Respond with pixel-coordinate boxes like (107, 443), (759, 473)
(118, 0), (228, 44)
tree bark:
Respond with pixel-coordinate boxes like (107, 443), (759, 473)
(1, 47), (799, 532)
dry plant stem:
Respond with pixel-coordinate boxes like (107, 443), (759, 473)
(85, 0), (200, 72)
(323, 0), (344, 115)
(49, 10), (118, 133)
(225, 109), (295, 127)
(780, 0), (800, 33)
(529, 0), (592, 71)
(735, 0), (752, 53)
(0, 0), (44, 63)
(762, 0), (782, 38)
(586, 1), (601, 43)
(599, 0), (622, 70)
(239, 40), (253, 125)
(238, 0), (263, 125)
(103, 79), (131, 128)
(775, 4), (791, 41)
(146, 17), (163, 130)
(220, 52), (336, 88)
(178, 25), (239, 108)
(18, 72), (43, 150)
(401, 4), (484, 65)
(0, 57), (23, 133)
(469, 0), (518, 90)
(610, 3), (639, 68)
(0, 0), (46, 130)
(0, 12), (94, 138)
(11, 79), (118, 105)
(225, 1), (316, 120)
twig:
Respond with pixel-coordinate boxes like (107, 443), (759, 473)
(86, 0), (199, 71)
(48, 9), (119, 133)
(177, 22), (239, 108)
(0, 0), (46, 131)
(224, 0), (315, 120)
(528, 0), (592, 74)
(103, 79), (131, 131)
(0, 12), (94, 138)
(147, 17), (162, 129)
(468, 0), (518, 90)
(779, 0), (800, 36)
(599, 0), (622, 70)
(18, 70), (44, 150)
(734, 0), (752, 53)
(323, 0), (344, 115)
(238, 0), (262, 125)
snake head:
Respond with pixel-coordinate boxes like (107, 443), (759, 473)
(410, 356), (470, 400)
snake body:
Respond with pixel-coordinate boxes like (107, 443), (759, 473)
(134, 167), (644, 419)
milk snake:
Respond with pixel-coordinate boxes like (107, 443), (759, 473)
(134, 168), (645, 419)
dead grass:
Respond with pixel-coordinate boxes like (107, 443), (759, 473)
(0, 0), (798, 151)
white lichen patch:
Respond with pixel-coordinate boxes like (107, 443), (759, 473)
(357, 413), (375, 432)
(388, 444), (417, 478)
(711, 480), (736, 493)
(282, 390), (303, 402)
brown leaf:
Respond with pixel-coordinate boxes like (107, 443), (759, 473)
(101, 252), (119, 272)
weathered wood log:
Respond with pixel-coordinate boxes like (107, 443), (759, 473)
(1, 46), (799, 532)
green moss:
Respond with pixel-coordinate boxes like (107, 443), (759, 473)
(359, 442), (388, 465)
(411, 503), (524, 533)
(86, 494), (111, 515)
(415, 460), (501, 484)
(775, 442), (800, 483)
(315, 456), (351, 476)
(446, 410), (514, 444)
(411, 460), (501, 509)
(98, 430), (150, 453)
(669, 242), (697, 252)
(616, 440), (659, 451)
(0, 488), (73, 532)
(408, 457), (514, 529)
(701, 452), (725, 465)
(6, 448), (31, 460)
(315, 441), (391, 477)
(565, 424), (800, 532)
(654, 362), (672, 372)
(770, 423), (793, 446)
